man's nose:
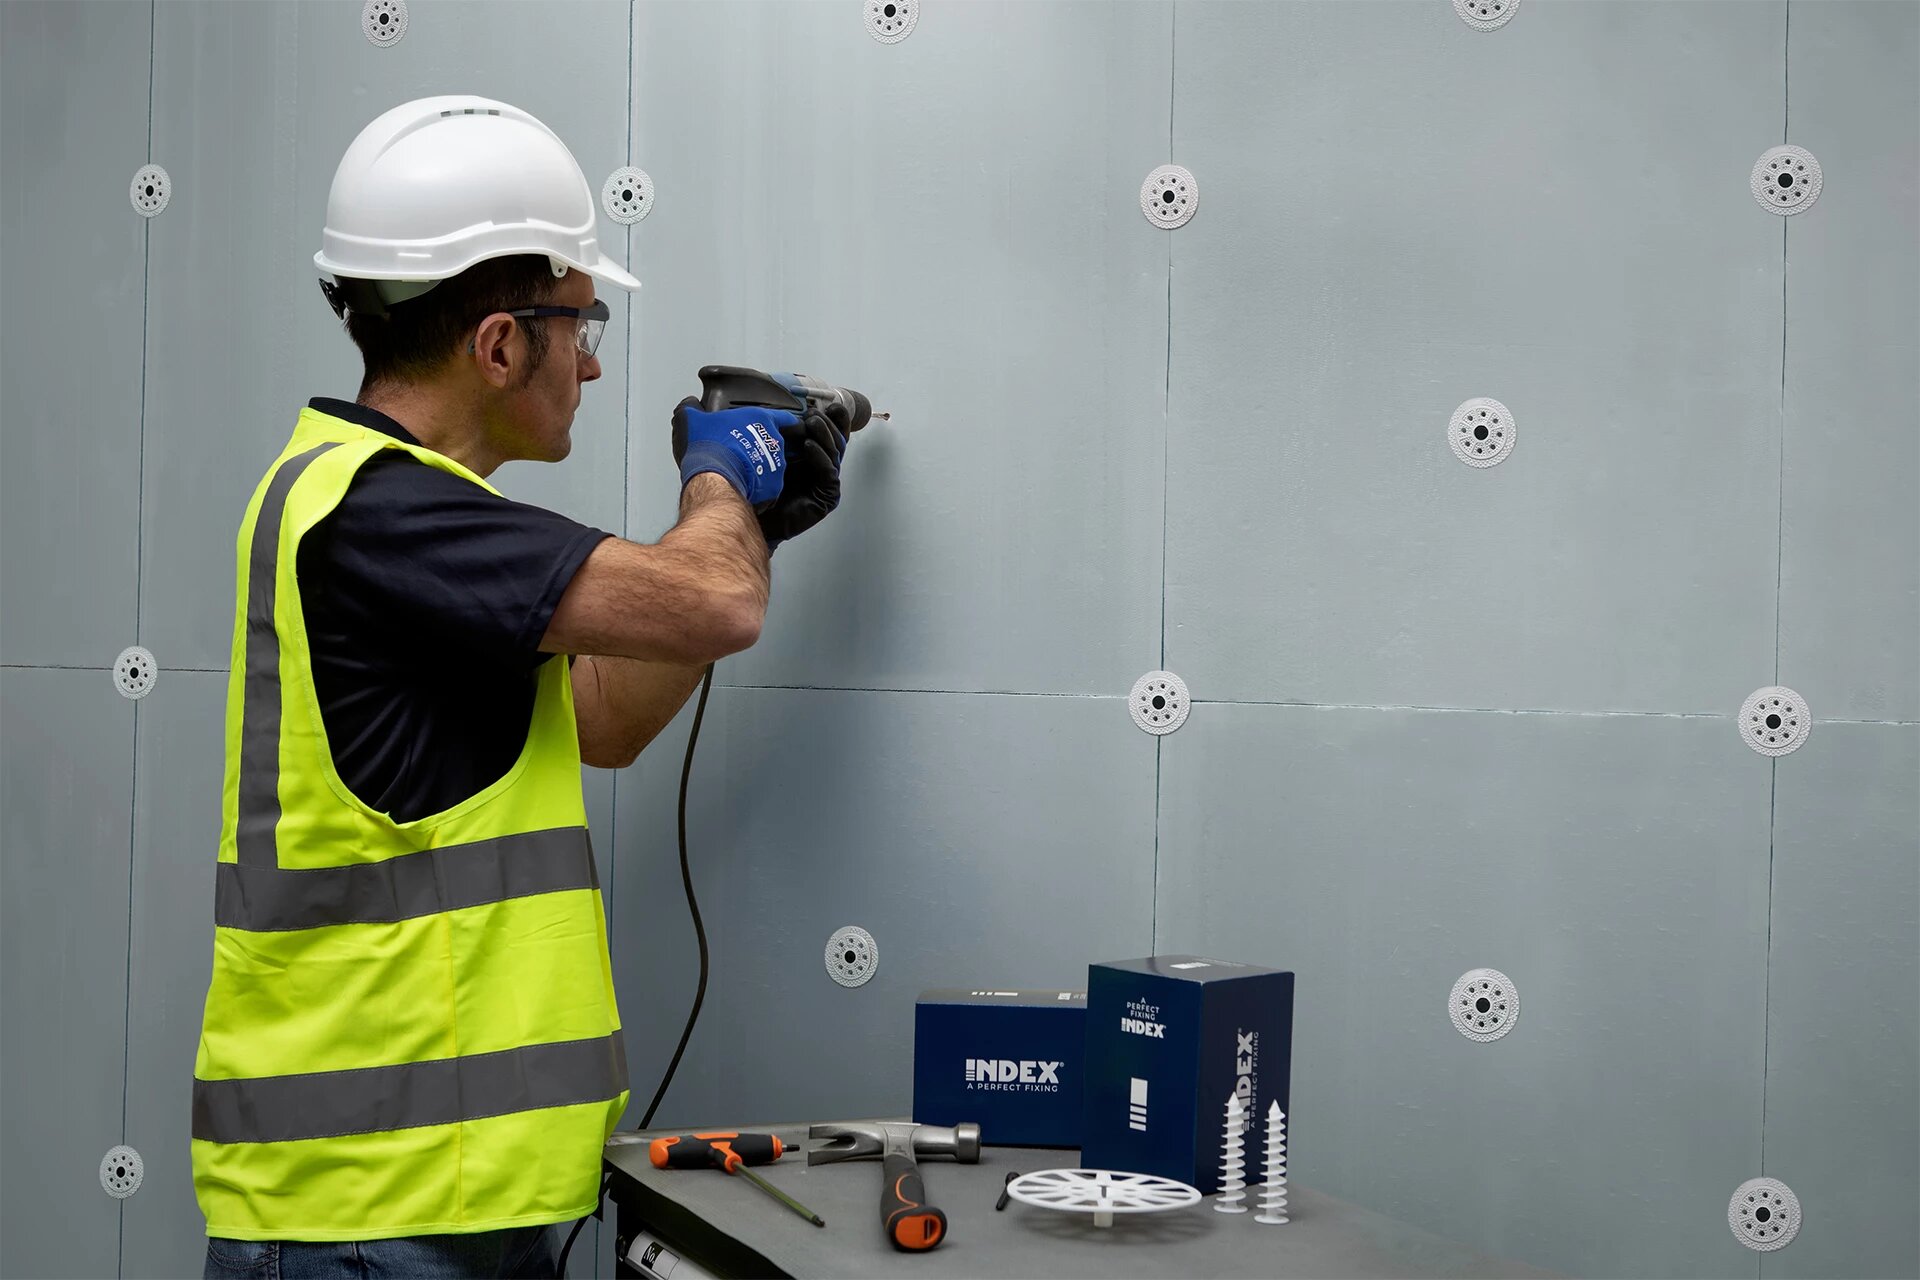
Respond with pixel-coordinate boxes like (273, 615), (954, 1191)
(580, 351), (602, 384)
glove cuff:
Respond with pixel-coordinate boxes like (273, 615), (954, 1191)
(678, 441), (751, 502)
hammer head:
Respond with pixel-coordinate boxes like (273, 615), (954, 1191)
(806, 1121), (981, 1166)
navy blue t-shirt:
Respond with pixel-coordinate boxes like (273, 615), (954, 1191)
(295, 398), (612, 823)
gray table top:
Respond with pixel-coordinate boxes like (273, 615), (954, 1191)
(602, 1120), (1559, 1279)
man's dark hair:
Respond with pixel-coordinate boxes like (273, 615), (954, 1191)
(326, 254), (563, 395)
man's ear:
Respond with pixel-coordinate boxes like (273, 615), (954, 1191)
(467, 313), (519, 389)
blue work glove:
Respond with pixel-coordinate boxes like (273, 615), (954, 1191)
(758, 405), (851, 553)
(670, 398), (795, 509)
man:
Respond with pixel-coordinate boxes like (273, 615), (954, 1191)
(193, 96), (848, 1279)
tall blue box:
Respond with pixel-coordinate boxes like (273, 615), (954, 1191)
(913, 989), (1086, 1148)
(1081, 956), (1295, 1194)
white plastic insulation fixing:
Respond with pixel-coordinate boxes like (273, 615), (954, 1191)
(130, 166), (171, 218)
(363, 0), (407, 46)
(1729, 1178), (1801, 1251)
(826, 926), (878, 987)
(1130, 671), (1190, 736)
(602, 167), (654, 225)
(101, 1146), (143, 1199)
(1141, 166), (1198, 230)
(360, 0), (407, 46)
(1751, 146), (1821, 215)
(865, 0), (916, 43)
(1741, 687), (1811, 757)
(1453, 0), (1521, 31)
(1450, 968), (1518, 1042)
(114, 647), (158, 700)
(1449, 398), (1516, 468)
(1007, 1169), (1201, 1229)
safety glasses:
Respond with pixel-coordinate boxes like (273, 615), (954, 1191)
(502, 298), (611, 357)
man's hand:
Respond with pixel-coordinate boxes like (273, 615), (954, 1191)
(757, 406), (850, 552)
(671, 397), (795, 509)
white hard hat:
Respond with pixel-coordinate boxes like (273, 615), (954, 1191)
(314, 95), (639, 310)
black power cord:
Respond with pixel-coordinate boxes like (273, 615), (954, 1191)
(556, 661), (717, 1277)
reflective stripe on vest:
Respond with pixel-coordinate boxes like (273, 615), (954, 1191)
(193, 412), (626, 1239)
(194, 1032), (629, 1144)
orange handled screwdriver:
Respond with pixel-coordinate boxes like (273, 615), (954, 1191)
(649, 1132), (825, 1227)
(649, 1132), (788, 1172)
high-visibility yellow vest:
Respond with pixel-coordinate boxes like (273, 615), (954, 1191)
(191, 406), (628, 1241)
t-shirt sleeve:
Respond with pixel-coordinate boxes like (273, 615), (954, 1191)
(304, 450), (614, 663)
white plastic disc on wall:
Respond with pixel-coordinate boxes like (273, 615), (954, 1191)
(1751, 146), (1821, 216)
(865, 0), (917, 44)
(1449, 398), (1516, 468)
(826, 926), (878, 987)
(602, 166), (654, 225)
(1452, 0), (1521, 31)
(363, 0), (407, 46)
(1728, 1178), (1801, 1251)
(130, 165), (171, 218)
(1740, 687), (1810, 757)
(1141, 166), (1199, 230)
(1130, 671), (1190, 736)
(114, 647), (158, 700)
(100, 1146), (143, 1199)
(1450, 969), (1518, 1042)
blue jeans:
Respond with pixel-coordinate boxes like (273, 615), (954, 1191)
(203, 1224), (562, 1279)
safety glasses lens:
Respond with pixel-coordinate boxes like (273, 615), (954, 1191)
(579, 318), (605, 356)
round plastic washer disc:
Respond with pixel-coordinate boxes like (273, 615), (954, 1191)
(1729, 1178), (1801, 1251)
(1740, 686), (1810, 757)
(363, 0), (407, 45)
(1450, 968), (1518, 1042)
(865, 0), (916, 43)
(1130, 671), (1190, 736)
(1449, 398), (1516, 468)
(1141, 166), (1199, 230)
(1453, 0), (1521, 31)
(602, 166), (654, 225)
(130, 165), (171, 218)
(114, 647), (158, 700)
(825, 926), (878, 987)
(1750, 146), (1821, 216)
(101, 1145), (144, 1199)
(1008, 1169), (1202, 1228)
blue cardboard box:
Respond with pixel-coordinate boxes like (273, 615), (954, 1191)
(1081, 956), (1295, 1194)
(913, 989), (1087, 1148)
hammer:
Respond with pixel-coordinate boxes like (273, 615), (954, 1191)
(807, 1121), (980, 1252)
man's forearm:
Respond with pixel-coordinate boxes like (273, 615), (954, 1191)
(573, 652), (710, 765)
(572, 475), (768, 766)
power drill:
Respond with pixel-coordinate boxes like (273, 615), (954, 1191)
(697, 365), (888, 433)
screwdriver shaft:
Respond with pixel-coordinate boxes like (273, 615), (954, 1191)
(732, 1164), (826, 1227)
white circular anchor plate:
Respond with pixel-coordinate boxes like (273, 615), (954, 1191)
(865, 0), (917, 43)
(1449, 398), (1516, 468)
(363, 0), (407, 46)
(115, 647), (158, 700)
(130, 165), (171, 218)
(1141, 166), (1198, 230)
(825, 925), (878, 987)
(1453, 0), (1521, 31)
(1130, 671), (1190, 736)
(101, 1145), (144, 1198)
(1751, 146), (1821, 216)
(1729, 1177), (1801, 1251)
(1741, 686), (1810, 757)
(1450, 968), (1518, 1042)
(1008, 1169), (1201, 1227)
(602, 166), (654, 225)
